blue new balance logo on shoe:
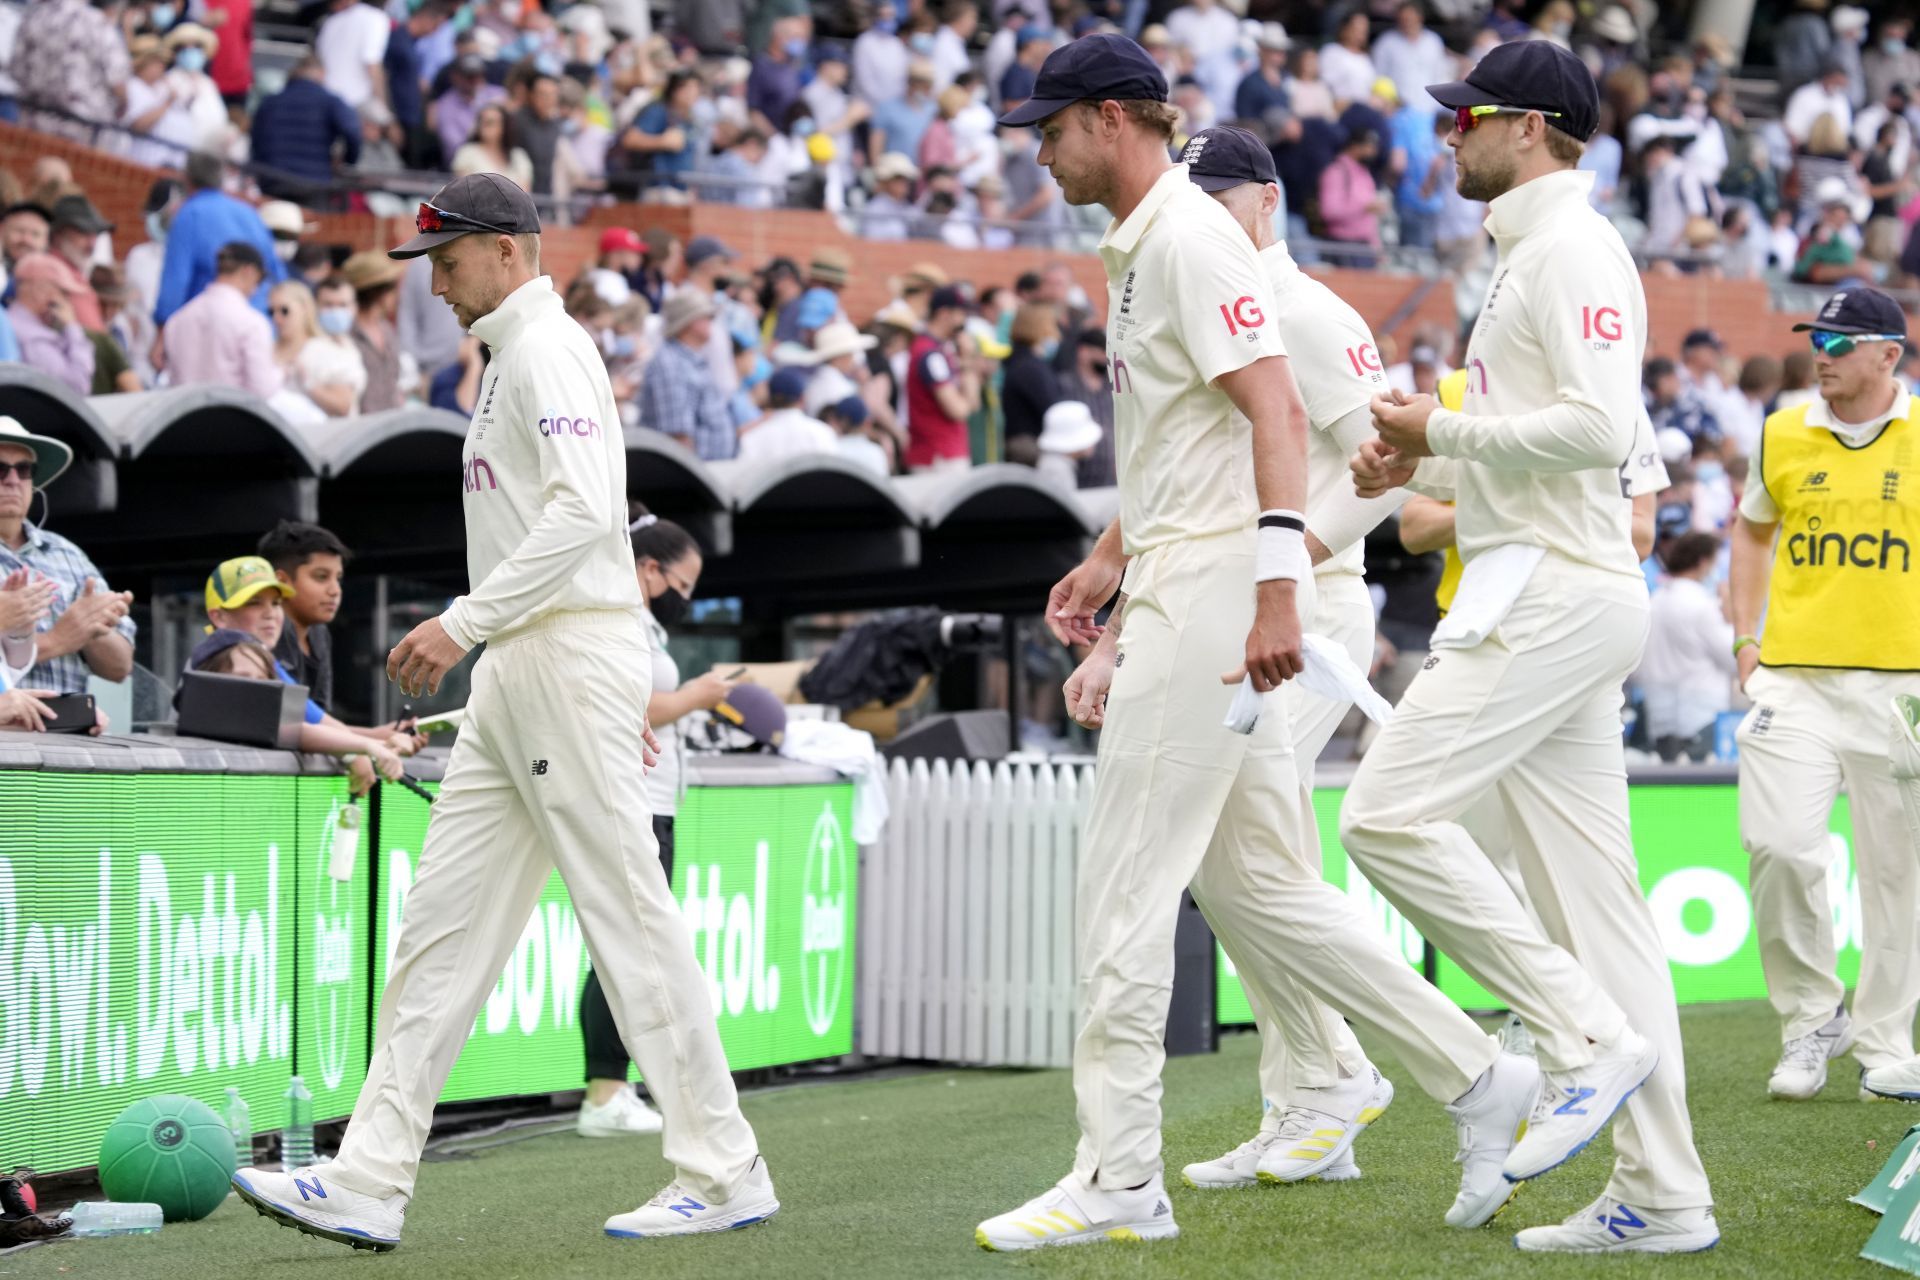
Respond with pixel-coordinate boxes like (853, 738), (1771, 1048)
(294, 1176), (328, 1202)
(667, 1197), (706, 1218)
(1596, 1204), (1647, 1239)
(1554, 1087), (1597, 1116)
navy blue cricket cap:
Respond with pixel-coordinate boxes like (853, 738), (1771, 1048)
(1426, 39), (1598, 141)
(1182, 125), (1278, 192)
(997, 32), (1168, 127)
(1792, 286), (1909, 338)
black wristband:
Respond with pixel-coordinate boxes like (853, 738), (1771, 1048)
(1257, 513), (1306, 533)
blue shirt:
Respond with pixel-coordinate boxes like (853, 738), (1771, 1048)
(633, 103), (698, 183)
(384, 24), (424, 130)
(1390, 106), (1444, 215)
(248, 78), (363, 198)
(272, 657), (326, 725)
(153, 189), (287, 327)
(0, 307), (19, 362)
(1234, 69), (1290, 125)
(0, 522), (135, 694)
(871, 95), (936, 167)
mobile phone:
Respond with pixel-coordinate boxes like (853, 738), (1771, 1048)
(40, 693), (95, 734)
(724, 666), (748, 679)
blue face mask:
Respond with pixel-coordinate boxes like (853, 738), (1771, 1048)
(174, 46), (207, 73)
(785, 37), (809, 58)
(149, 3), (176, 28)
(1695, 460), (1725, 484)
(875, 15), (898, 33)
(610, 334), (636, 358)
(145, 211), (167, 243)
(1037, 338), (1059, 360)
(909, 32), (934, 54)
(317, 307), (355, 336)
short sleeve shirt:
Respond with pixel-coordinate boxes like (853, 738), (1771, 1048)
(1098, 165), (1286, 553)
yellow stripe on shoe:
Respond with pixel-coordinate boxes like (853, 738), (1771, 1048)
(1046, 1211), (1086, 1232)
(1358, 1106), (1386, 1123)
(1106, 1228), (1141, 1241)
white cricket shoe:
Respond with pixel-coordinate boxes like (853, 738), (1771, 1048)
(578, 1088), (665, 1137)
(1504, 1029), (1657, 1183)
(1255, 1066), (1393, 1184)
(1860, 1056), (1920, 1102)
(1769, 1009), (1853, 1100)
(231, 1165), (405, 1252)
(604, 1156), (779, 1238)
(975, 1172), (1178, 1251)
(1499, 1014), (1536, 1059)
(1444, 1051), (1539, 1229)
(1182, 1132), (1360, 1188)
(1514, 1195), (1719, 1254)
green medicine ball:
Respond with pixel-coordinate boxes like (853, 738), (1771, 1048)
(98, 1094), (236, 1222)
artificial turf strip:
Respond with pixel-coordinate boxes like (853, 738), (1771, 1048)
(9, 1001), (1909, 1280)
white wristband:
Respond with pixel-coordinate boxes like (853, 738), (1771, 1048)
(1255, 511), (1310, 583)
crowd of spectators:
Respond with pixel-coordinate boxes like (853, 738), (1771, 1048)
(0, 0), (1917, 765)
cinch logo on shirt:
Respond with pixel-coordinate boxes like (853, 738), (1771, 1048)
(1109, 355), (1134, 394)
(463, 454), (498, 493)
(538, 415), (601, 438)
(1219, 295), (1265, 339)
(1786, 519), (1910, 572)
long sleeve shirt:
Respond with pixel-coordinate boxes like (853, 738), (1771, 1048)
(1413, 168), (1646, 580)
(153, 190), (287, 327)
(9, 302), (94, 395)
(161, 280), (285, 399)
(439, 276), (641, 650)
(1635, 575), (1735, 738)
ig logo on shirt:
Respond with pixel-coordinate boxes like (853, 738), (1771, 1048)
(1219, 296), (1266, 341)
(1581, 305), (1623, 349)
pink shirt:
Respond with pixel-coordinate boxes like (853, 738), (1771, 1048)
(161, 280), (284, 399)
(1318, 153), (1382, 247)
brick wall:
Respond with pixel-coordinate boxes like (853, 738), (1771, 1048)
(0, 122), (1831, 360)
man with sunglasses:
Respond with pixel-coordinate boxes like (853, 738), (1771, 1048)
(1730, 286), (1920, 1106)
(228, 173), (775, 1251)
(1346, 39), (1717, 1253)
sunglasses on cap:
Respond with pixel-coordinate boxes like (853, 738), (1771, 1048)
(1453, 104), (1565, 133)
(414, 201), (516, 236)
(1808, 329), (1906, 357)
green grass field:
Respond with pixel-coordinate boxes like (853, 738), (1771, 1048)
(5, 1001), (1913, 1280)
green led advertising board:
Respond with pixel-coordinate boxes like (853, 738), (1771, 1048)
(1218, 784), (1858, 1023)
(372, 780), (858, 1103)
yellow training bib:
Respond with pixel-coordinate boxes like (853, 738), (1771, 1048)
(1758, 397), (1920, 671)
(1433, 369), (1469, 617)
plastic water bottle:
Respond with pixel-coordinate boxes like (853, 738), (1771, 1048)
(224, 1086), (253, 1169)
(67, 1201), (162, 1237)
(329, 803), (360, 882)
(282, 1076), (314, 1170)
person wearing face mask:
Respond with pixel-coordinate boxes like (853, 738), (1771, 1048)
(123, 36), (197, 168)
(1865, 17), (1920, 106)
(161, 23), (231, 151)
(571, 508), (740, 1139)
(852, 0), (909, 106)
(273, 278), (368, 417)
(746, 15), (810, 137)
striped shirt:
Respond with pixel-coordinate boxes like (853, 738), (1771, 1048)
(638, 339), (736, 461)
(0, 522), (136, 694)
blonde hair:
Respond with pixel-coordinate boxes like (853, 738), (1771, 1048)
(270, 280), (319, 360)
(1009, 301), (1060, 348)
(1078, 98), (1179, 143)
(1807, 111), (1848, 156)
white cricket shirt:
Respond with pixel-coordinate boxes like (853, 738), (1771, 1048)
(440, 276), (643, 651)
(1259, 241), (1391, 578)
(1416, 168), (1647, 580)
(1098, 165), (1288, 554)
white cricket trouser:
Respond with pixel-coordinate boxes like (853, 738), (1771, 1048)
(1339, 556), (1711, 1210)
(1739, 666), (1920, 1066)
(327, 610), (759, 1203)
(1075, 532), (1499, 1191)
(1206, 573), (1373, 1122)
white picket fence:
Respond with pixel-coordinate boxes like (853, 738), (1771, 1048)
(860, 756), (1092, 1069)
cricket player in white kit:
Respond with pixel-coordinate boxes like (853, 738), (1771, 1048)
(1345, 42), (1716, 1252)
(230, 175), (775, 1251)
(1169, 125), (1416, 1191)
(978, 38), (1551, 1252)
(1727, 286), (1920, 1104)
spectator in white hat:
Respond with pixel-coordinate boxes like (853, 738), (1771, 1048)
(1034, 400), (1101, 494)
(803, 319), (878, 416)
(861, 152), (921, 240)
(1832, 5), (1871, 108)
